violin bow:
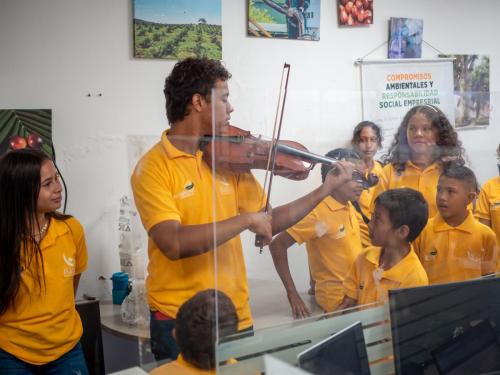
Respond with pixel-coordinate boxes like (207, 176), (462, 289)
(256, 62), (291, 251)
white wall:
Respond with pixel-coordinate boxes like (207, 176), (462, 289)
(1, 0), (499, 295)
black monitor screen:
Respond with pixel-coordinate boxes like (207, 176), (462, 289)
(297, 321), (371, 375)
(389, 276), (500, 375)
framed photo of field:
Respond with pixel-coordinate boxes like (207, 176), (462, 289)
(133, 0), (222, 60)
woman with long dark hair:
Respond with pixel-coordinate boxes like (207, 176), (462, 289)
(371, 104), (465, 218)
(0, 149), (89, 374)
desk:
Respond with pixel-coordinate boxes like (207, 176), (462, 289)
(100, 300), (150, 340)
(99, 279), (322, 338)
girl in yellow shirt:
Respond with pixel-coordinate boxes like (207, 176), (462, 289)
(0, 149), (89, 374)
(371, 104), (466, 218)
(351, 121), (384, 217)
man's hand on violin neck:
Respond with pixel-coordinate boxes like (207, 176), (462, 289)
(245, 212), (272, 246)
(322, 161), (355, 193)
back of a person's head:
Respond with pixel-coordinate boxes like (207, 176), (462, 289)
(375, 188), (428, 242)
(175, 289), (238, 370)
(164, 58), (231, 124)
(440, 163), (479, 193)
(321, 148), (361, 183)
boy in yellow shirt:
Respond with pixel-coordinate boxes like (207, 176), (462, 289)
(339, 188), (429, 308)
(414, 165), (498, 284)
(269, 149), (366, 318)
(150, 289), (237, 375)
(475, 144), (500, 245)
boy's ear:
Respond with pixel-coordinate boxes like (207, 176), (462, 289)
(397, 225), (410, 242)
(191, 93), (207, 112)
(466, 190), (477, 204)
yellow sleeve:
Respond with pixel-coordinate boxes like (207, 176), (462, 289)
(286, 208), (321, 245)
(131, 156), (181, 231)
(482, 227), (499, 275)
(66, 217), (88, 274)
(236, 172), (266, 213)
(343, 254), (361, 300)
(475, 183), (492, 221)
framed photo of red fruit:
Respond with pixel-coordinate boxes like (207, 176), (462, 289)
(0, 109), (53, 157)
(338, 0), (373, 27)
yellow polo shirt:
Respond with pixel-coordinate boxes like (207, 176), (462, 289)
(476, 176), (500, 245)
(287, 197), (363, 311)
(370, 161), (441, 218)
(358, 161), (383, 217)
(343, 246), (428, 306)
(414, 212), (498, 284)
(131, 131), (264, 330)
(0, 217), (88, 365)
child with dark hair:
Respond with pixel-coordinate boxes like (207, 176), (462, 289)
(270, 149), (366, 318)
(371, 105), (466, 218)
(150, 289), (238, 374)
(0, 149), (89, 374)
(339, 188), (429, 309)
(475, 144), (500, 245)
(351, 121), (384, 216)
(414, 165), (498, 284)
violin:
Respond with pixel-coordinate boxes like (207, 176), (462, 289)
(200, 124), (379, 189)
(200, 125), (313, 181)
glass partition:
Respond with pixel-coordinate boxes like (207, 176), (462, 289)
(127, 78), (499, 374)
(209, 78), (500, 375)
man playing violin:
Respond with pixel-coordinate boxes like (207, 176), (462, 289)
(131, 57), (354, 361)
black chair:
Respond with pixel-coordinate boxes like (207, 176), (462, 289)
(76, 299), (105, 375)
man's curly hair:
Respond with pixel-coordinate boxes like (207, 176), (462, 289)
(175, 289), (238, 370)
(382, 105), (466, 174)
(164, 58), (231, 124)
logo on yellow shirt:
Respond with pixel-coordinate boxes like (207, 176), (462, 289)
(174, 181), (195, 199)
(332, 224), (346, 239)
(424, 249), (438, 261)
(63, 254), (76, 277)
(359, 281), (365, 290)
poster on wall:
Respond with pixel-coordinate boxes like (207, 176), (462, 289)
(247, 0), (320, 41)
(438, 54), (490, 129)
(337, 0), (373, 27)
(133, 0), (222, 60)
(0, 109), (53, 158)
(360, 59), (454, 151)
(388, 17), (423, 59)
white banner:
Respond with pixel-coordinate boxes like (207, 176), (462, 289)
(360, 59), (454, 152)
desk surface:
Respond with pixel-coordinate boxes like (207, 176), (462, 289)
(100, 278), (322, 340)
(100, 301), (150, 340)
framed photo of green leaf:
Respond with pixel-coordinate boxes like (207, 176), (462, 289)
(0, 109), (53, 157)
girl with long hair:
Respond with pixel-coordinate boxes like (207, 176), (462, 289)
(0, 149), (89, 374)
(351, 120), (384, 217)
(371, 104), (465, 218)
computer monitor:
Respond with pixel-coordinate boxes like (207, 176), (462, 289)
(297, 321), (371, 375)
(431, 319), (500, 375)
(389, 276), (500, 375)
